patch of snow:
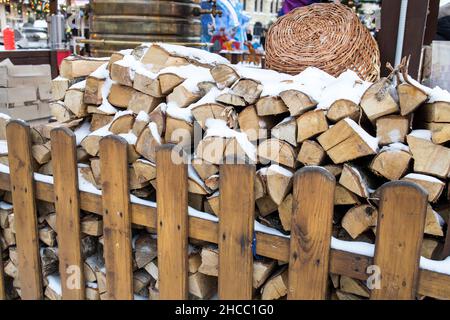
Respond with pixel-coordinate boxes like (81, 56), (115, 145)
(188, 164), (209, 192)
(160, 65), (213, 92)
(331, 237), (375, 257)
(89, 124), (112, 137)
(404, 173), (445, 185)
(136, 111), (150, 122)
(69, 80), (86, 91)
(409, 130), (432, 141)
(0, 113), (11, 120)
(255, 221), (288, 238)
(90, 63), (109, 80)
(267, 164), (294, 177)
(46, 274), (62, 296)
(0, 140), (8, 155)
(388, 129), (402, 143)
(74, 121), (91, 146)
(149, 122), (162, 144)
(0, 201), (13, 210)
(380, 142), (410, 153)
(118, 131), (137, 145)
(98, 77), (118, 115)
(190, 87), (222, 109)
(158, 43), (229, 66)
(165, 102), (194, 122)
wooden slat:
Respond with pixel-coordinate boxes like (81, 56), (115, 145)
(371, 181), (427, 300)
(378, 0), (401, 77)
(156, 145), (189, 300)
(218, 164), (255, 300)
(288, 167), (335, 300)
(50, 128), (85, 300)
(440, 214), (450, 260)
(6, 120), (43, 300)
(100, 136), (133, 300)
(0, 258), (5, 300)
(0, 172), (449, 299)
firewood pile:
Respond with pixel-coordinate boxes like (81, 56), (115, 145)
(0, 44), (449, 300)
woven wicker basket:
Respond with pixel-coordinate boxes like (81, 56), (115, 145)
(265, 3), (380, 82)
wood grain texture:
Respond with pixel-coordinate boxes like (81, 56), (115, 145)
(156, 145), (189, 300)
(288, 167), (335, 300)
(50, 128), (85, 300)
(440, 214), (450, 260)
(0, 258), (5, 300)
(100, 136), (133, 300)
(0, 171), (448, 299)
(6, 120), (43, 300)
(371, 181), (427, 300)
(219, 164), (255, 300)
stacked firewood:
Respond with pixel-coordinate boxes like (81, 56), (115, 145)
(0, 44), (449, 300)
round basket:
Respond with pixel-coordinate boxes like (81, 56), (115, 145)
(265, 3), (380, 82)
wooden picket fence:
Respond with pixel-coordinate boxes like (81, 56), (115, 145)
(0, 120), (450, 300)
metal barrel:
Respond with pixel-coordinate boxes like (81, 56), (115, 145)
(89, 0), (202, 56)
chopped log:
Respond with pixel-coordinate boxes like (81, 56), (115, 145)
(253, 259), (276, 289)
(148, 105), (166, 136)
(4, 260), (18, 279)
(339, 164), (374, 198)
(256, 96), (288, 116)
(205, 175), (219, 192)
(339, 276), (369, 298)
(81, 215), (103, 236)
(135, 125), (162, 163)
(318, 118), (378, 164)
(52, 76), (70, 101)
(341, 205), (378, 239)
(133, 269), (152, 295)
(135, 234), (158, 269)
(192, 158), (219, 181)
(129, 166), (149, 190)
(206, 193), (220, 216)
(198, 247), (218, 277)
(407, 134), (450, 178)
(425, 205), (444, 237)
(133, 72), (163, 97)
(109, 113), (135, 134)
(141, 44), (189, 70)
(158, 73), (184, 95)
(397, 83), (428, 115)
(296, 110), (328, 142)
(192, 103), (237, 130)
(108, 83), (136, 108)
(189, 193), (204, 211)
(326, 99), (360, 123)
(279, 89), (316, 116)
(167, 85), (201, 108)
(370, 147), (411, 180)
(261, 268), (288, 300)
(108, 52), (126, 71)
(335, 290), (363, 300)
(258, 138), (297, 168)
(278, 193), (293, 231)
(189, 250), (203, 274)
(402, 173), (445, 203)
(64, 88), (87, 117)
(44, 213), (57, 231)
(360, 78), (399, 121)
(132, 159), (157, 183)
(38, 226), (56, 247)
(256, 195), (278, 217)
(189, 272), (217, 299)
(90, 114), (114, 132)
(297, 140), (326, 166)
(254, 172), (266, 200)
(111, 61), (133, 87)
(425, 122), (450, 144)
(84, 77), (105, 105)
(420, 102), (450, 122)
(238, 105), (273, 141)
(50, 101), (75, 122)
(271, 117), (297, 147)
(216, 91), (246, 107)
(376, 115), (410, 145)
(210, 64), (239, 89)
(421, 238), (440, 259)
(144, 259), (159, 281)
(334, 185), (360, 205)
(324, 164), (343, 177)
(60, 56), (108, 80)
(196, 137), (227, 165)
(128, 92), (162, 115)
(231, 79), (262, 104)
(164, 117), (193, 148)
(80, 166), (101, 189)
(263, 165), (293, 205)
(32, 141), (52, 165)
(41, 119), (83, 140)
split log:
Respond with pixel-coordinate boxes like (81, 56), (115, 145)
(198, 247), (218, 277)
(263, 165), (293, 205)
(238, 106), (273, 141)
(261, 268), (288, 300)
(31, 141), (52, 165)
(297, 140), (326, 166)
(64, 88), (87, 117)
(339, 276), (369, 298)
(60, 56), (108, 80)
(256, 96), (288, 116)
(210, 64), (239, 89)
(192, 103), (237, 130)
(318, 119), (378, 164)
(402, 173), (445, 203)
(296, 110), (328, 142)
(196, 137), (227, 165)
(256, 196), (278, 217)
(370, 147), (411, 180)
(128, 92), (162, 115)
(425, 205), (444, 237)
(132, 159), (157, 183)
(278, 193), (293, 231)
(376, 115), (410, 145)
(133, 72), (163, 97)
(141, 44), (189, 70)
(135, 234), (158, 269)
(258, 138), (297, 168)
(189, 272), (217, 300)
(231, 79), (262, 104)
(111, 61), (133, 87)
(253, 259), (276, 289)
(271, 117), (297, 147)
(192, 158), (219, 181)
(279, 89), (316, 116)
(158, 73), (184, 95)
(108, 83), (137, 108)
(397, 83), (428, 115)
(109, 113), (135, 134)
(38, 226), (56, 247)
(339, 164), (374, 198)
(81, 215), (103, 236)
(84, 77), (105, 105)
(425, 122), (450, 144)
(164, 117), (193, 148)
(420, 102), (450, 122)
(51, 76), (70, 101)
(326, 99), (360, 123)
(167, 85), (201, 108)
(216, 91), (246, 107)
(50, 101), (74, 122)
(90, 114), (114, 132)
(341, 205), (378, 239)
(360, 78), (399, 121)
(407, 134), (450, 178)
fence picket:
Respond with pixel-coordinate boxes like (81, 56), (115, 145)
(218, 164), (255, 300)
(100, 136), (133, 300)
(156, 145), (189, 300)
(0, 259), (5, 300)
(50, 128), (85, 300)
(6, 120), (43, 300)
(370, 181), (427, 300)
(288, 167), (335, 300)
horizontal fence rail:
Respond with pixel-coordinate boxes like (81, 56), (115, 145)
(0, 121), (449, 300)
